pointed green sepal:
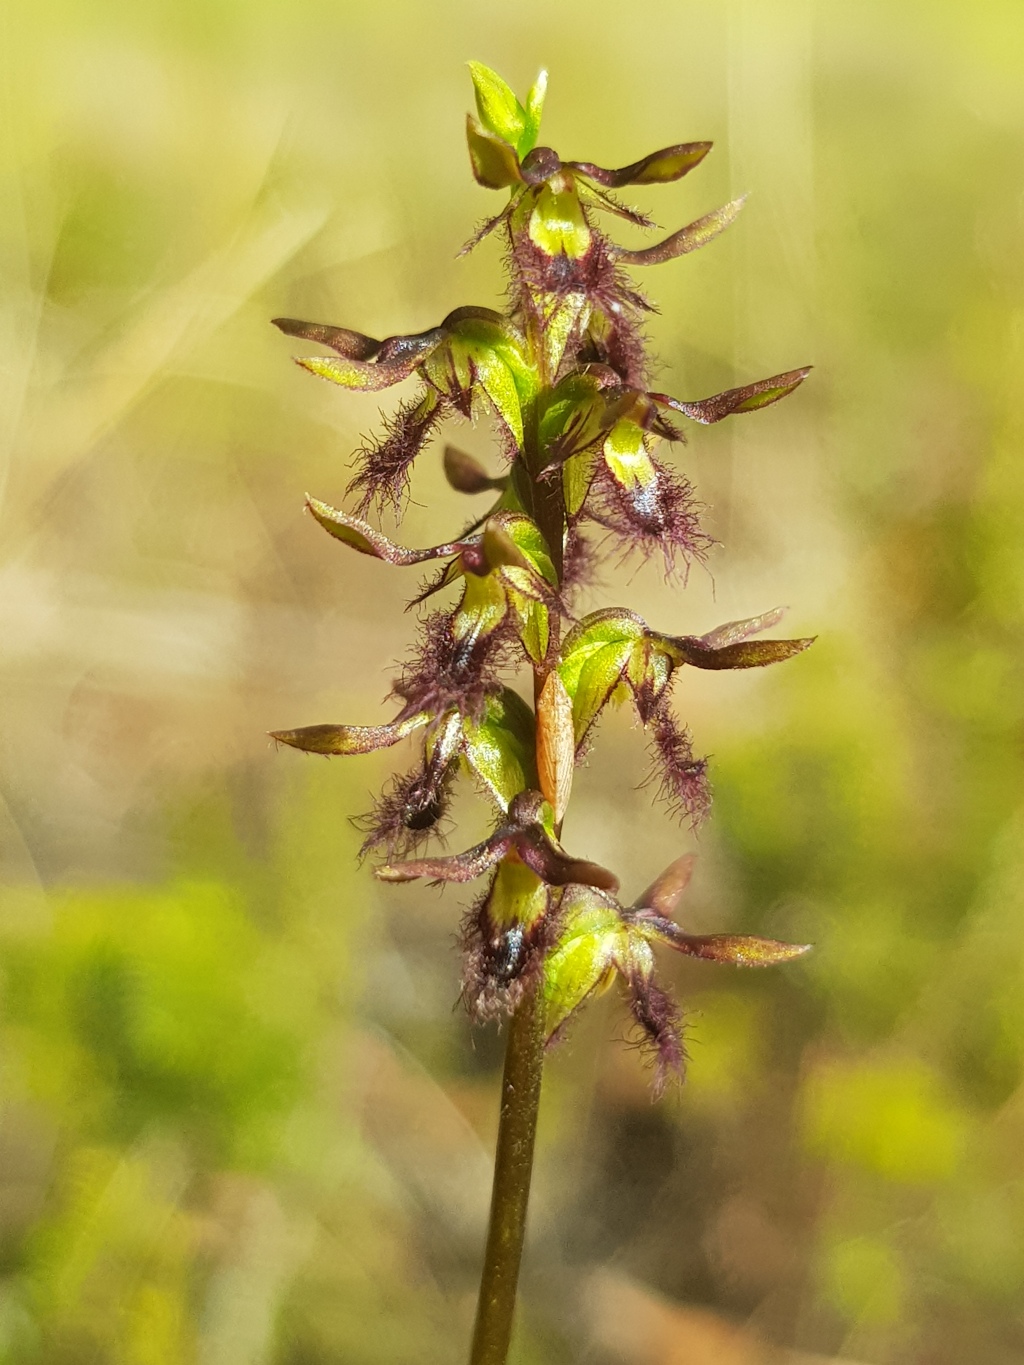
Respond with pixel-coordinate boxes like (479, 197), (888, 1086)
(543, 893), (626, 1039)
(468, 63), (527, 149)
(558, 610), (647, 745)
(615, 197), (746, 267)
(466, 115), (524, 190)
(661, 367), (811, 424)
(269, 713), (429, 755)
(522, 70), (547, 156)
(305, 498), (474, 564)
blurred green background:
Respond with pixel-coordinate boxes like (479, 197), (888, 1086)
(2, 1), (1023, 1361)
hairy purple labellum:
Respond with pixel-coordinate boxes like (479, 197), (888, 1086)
(391, 611), (513, 724)
(587, 452), (712, 575)
(357, 748), (458, 858)
(347, 389), (450, 517)
(460, 883), (563, 1021)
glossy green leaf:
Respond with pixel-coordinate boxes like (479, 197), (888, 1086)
(452, 570), (509, 642)
(563, 450), (598, 517)
(513, 598), (549, 663)
(501, 514), (556, 584)
(558, 610), (646, 697)
(479, 518), (529, 572)
(476, 349), (525, 444)
(442, 317), (532, 443)
(536, 291), (590, 379)
(537, 372), (603, 450)
(566, 640), (634, 744)
(543, 897), (625, 1037)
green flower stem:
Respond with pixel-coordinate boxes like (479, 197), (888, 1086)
(470, 397), (559, 1365)
(469, 979), (546, 1365)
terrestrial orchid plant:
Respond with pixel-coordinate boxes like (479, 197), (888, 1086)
(272, 63), (813, 1365)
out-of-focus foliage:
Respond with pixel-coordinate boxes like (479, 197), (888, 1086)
(2, 0), (1023, 1362)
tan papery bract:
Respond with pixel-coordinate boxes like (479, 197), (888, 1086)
(536, 671), (575, 825)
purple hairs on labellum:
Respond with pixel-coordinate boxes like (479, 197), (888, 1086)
(391, 611), (515, 724)
(357, 751), (458, 858)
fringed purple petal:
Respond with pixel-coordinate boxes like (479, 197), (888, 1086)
(625, 970), (686, 1097)
(643, 699), (711, 829)
(347, 390), (451, 518)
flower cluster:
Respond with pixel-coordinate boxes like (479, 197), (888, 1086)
(272, 64), (813, 1087)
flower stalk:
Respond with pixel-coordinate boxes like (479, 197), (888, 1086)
(469, 984), (546, 1365)
(272, 62), (814, 1365)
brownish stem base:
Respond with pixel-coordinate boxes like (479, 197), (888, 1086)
(468, 983), (546, 1365)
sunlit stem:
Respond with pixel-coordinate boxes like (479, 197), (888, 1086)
(468, 984), (546, 1365)
(470, 388), (563, 1365)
